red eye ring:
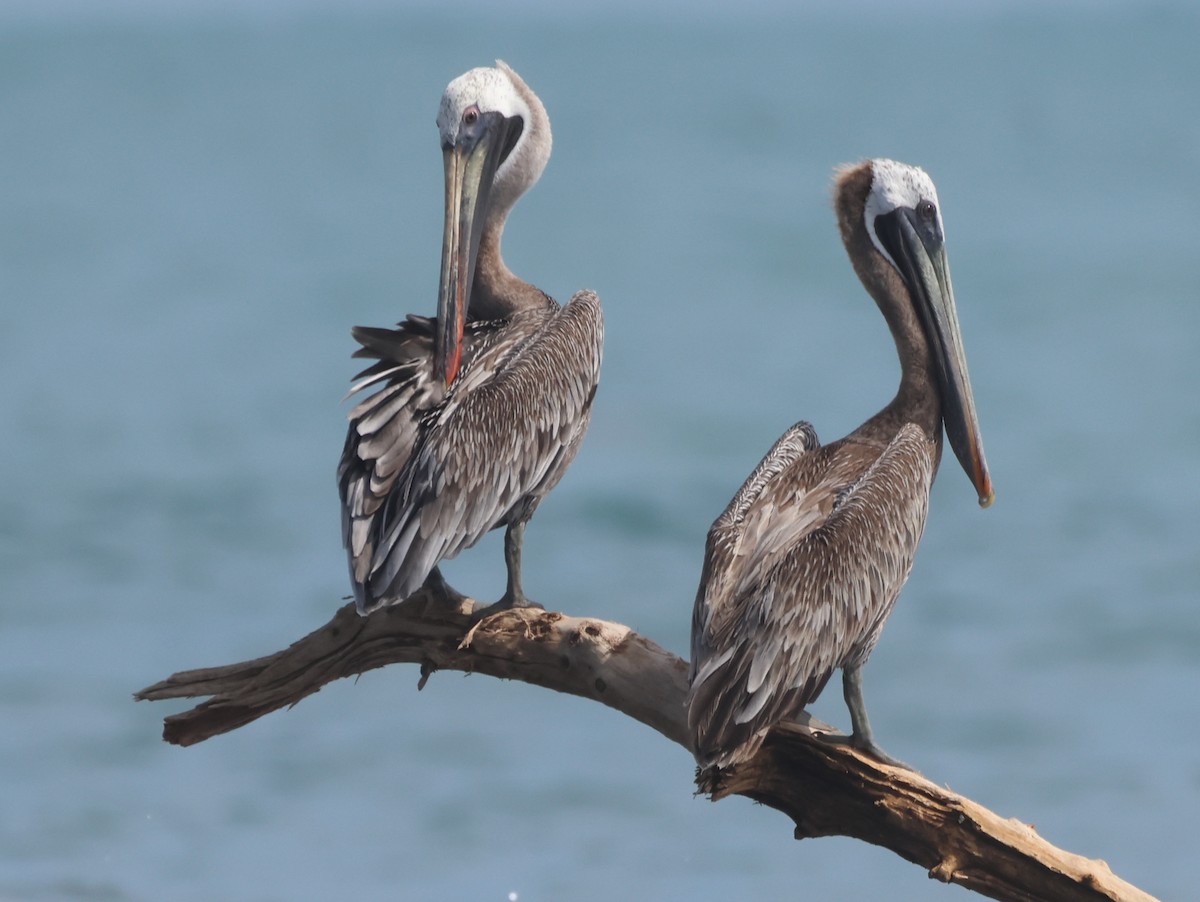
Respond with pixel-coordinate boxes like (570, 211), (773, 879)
(463, 105), (480, 126)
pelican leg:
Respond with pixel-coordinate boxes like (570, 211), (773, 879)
(471, 520), (543, 620)
(500, 519), (542, 609)
(422, 566), (469, 607)
(820, 664), (912, 770)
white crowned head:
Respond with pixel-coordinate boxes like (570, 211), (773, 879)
(435, 61), (551, 216)
(863, 159), (945, 270)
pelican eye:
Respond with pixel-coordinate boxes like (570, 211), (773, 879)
(917, 199), (937, 222)
(462, 105), (480, 126)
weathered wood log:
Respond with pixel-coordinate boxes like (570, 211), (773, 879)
(136, 588), (1156, 902)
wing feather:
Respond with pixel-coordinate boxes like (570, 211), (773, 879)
(338, 292), (603, 613)
(688, 422), (934, 768)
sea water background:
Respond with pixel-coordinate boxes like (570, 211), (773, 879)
(2, 1), (1198, 899)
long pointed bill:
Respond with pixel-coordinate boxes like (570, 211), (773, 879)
(434, 147), (481, 386)
(888, 210), (995, 508)
(434, 114), (514, 387)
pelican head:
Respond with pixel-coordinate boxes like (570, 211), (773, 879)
(433, 61), (551, 386)
(863, 159), (994, 507)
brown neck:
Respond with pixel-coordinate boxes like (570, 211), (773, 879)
(470, 216), (548, 321)
(833, 161), (942, 448)
(468, 64), (554, 323)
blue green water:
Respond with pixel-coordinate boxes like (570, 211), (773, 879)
(2, 2), (1198, 899)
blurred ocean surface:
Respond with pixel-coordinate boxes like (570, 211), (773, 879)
(2, 0), (1198, 898)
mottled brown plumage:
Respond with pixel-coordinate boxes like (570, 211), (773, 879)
(338, 62), (603, 615)
(688, 159), (991, 769)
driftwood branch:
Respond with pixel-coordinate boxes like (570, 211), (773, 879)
(136, 589), (1156, 902)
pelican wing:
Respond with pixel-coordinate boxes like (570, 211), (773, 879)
(338, 291), (602, 611)
(688, 422), (934, 768)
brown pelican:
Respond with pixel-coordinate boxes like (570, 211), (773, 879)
(338, 61), (603, 616)
(687, 159), (993, 769)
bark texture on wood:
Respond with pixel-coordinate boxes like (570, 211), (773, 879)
(136, 590), (1156, 902)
